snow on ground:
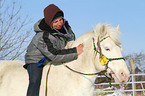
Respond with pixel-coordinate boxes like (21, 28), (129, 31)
(94, 86), (132, 96)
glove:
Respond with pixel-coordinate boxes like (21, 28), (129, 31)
(37, 58), (47, 66)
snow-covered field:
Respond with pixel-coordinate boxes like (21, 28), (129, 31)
(94, 86), (132, 96)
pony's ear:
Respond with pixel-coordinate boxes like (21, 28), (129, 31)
(116, 25), (120, 31)
(100, 24), (107, 38)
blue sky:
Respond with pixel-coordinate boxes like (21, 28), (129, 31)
(21, 0), (145, 55)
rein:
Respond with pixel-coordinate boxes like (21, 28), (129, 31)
(64, 36), (110, 76)
(65, 65), (107, 75)
(45, 64), (52, 96)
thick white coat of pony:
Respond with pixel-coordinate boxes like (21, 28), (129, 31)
(0, 24), (130, 96)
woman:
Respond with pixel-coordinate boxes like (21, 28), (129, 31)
(24, 4), (83, 96)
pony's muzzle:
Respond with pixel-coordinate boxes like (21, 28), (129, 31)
(120, 72), (129, 83)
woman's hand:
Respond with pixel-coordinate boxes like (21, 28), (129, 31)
(76, 44), (84, 55)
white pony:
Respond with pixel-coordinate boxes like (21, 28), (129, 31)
(0, 24), (130, 96)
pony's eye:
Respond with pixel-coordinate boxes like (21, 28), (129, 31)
(105, 48), (110, 51)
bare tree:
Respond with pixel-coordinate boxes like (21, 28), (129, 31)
(0, 0), (32, 60)
(125, 51), (145, 72)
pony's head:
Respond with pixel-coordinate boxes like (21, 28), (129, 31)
(68, 23), (130, 84)
(92, 24), (130, 83)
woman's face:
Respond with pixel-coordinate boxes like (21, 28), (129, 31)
(52, 17), (64, 29)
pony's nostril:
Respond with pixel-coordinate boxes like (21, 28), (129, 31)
(120, 72), (127, 81)
(121, 72), (125, 76)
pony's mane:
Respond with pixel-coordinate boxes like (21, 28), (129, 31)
(70, 23), (121, 48)
(93, 23), (121, 45)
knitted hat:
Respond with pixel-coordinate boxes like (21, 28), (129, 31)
(44, 4), (64, 27)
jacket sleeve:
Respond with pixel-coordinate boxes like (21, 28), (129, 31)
(36, 32), (78, 65)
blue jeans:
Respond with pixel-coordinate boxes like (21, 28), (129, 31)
(26, 64), (44, 96)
